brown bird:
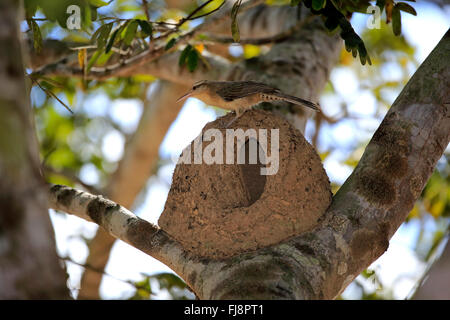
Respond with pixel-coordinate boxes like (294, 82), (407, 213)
(176, 80), (320, 125)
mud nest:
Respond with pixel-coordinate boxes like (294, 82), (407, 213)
(158, 109), (332, 259)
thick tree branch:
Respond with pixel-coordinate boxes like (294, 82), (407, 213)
(48, 184), (208, 288)
(48, 185), (175, 260)
(412, 234), (450, 299)
(36, 49), (231, 83)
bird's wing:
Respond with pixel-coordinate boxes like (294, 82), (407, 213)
(215, 81), (279, 101)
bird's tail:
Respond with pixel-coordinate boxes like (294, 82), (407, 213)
(273, 92), (320, 112)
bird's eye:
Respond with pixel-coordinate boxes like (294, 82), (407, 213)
(193, 86), (198, 90)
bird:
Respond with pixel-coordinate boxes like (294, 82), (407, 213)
(176, 80), (320, 126)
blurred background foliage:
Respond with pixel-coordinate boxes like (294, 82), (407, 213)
(24, 0), (449, 300)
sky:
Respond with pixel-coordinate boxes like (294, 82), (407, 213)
(48, 2), (450, 299)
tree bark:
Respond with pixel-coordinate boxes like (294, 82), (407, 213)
(0, 0), (69, 299)
(412, 235), (450, 299)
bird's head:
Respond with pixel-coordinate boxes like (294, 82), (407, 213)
(176, 80), (214, 103)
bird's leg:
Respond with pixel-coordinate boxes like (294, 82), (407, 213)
(225, 108), (245, 128)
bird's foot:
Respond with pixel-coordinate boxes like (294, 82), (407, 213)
(225, 109), (245, 128)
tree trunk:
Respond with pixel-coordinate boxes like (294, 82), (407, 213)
(0, 0), (69, 299)
(412, 235), (450, 299)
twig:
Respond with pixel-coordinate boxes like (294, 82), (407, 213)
(142, 0), (150, 21)
(178, 0), (214, 25)
(30, 76), (74, 114)
(60, 255), (151, 294)
(179, 0), (226, 24)
(156, 0), (225, 42)
(99, 16), (178, 26)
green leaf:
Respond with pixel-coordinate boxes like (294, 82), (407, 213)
(231, 0), (242, 43)
(105, 28), (119, 53)
(123, 20), (139, 46)
(392, 6), (402, 36)
(24, 0), (39, 18)
(129, 278), (152, 300)
(90, 5), (98, 21)
(358, 42), (371, 65)
(29, 19), (43, 53)
(290, 0), (302, 6)
(86, 49), (102, 73)
(187, 49), (199, 72)
(339, 17), (371, 65)
(165, 38), (177, 50)
(95, 50), (113, 66)
(92, 23), (113, 49)
(89, 0), (109, 7)
(319, 151), (331, 161)
(179, 44), (192, 67)
(38, 0), (94, 28)
(312, 0), (326, 11)
(324, 16), (340, 31)
(83, 3), (92, 29)
(137, 19), (153, 36)
(153, 272), (187, 290)
(396, 2), (417, 15)
(90, 25), (103, 43)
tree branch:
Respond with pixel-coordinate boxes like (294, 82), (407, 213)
(35, 49), (231, 84)
(411, 232), (450, 299)
(48, 184), (182, 263)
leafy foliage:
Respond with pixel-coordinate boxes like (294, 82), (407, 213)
(129, 272), (194, 300)
(165, 38), (177, 51)
(27, 19), (43, 53)
(287, 0), (419, 65)
(301, 0), (372, 65)
(178, 44), (200, 72)
(24, 0), (108, 28)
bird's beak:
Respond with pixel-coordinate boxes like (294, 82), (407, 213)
(176, 90), (193, 103)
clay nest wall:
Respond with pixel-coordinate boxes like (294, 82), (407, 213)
(158, 109), (332, 259)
